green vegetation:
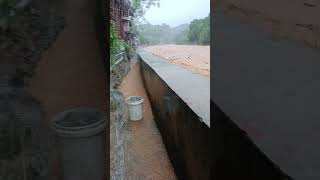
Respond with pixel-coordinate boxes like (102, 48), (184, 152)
(135, 14), (210, 46)
(110, 22), (124, 65)
(131, 0), (160, 18)
(110, 21), (133, 66)
(110, 0), (159, 67)
(188, 15), (210, 45)
(0, 0), (16, 17)
(136, 23), (172, 45)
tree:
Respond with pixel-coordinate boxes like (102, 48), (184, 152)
(188, 19), (202, 43)
(131, 0), (160, 19)
(187, 14), (210, 45)
(199, 16), (210, 45)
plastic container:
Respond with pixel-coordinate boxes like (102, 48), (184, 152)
(51, 107), (106, 180)
(126, 96), (144, 121)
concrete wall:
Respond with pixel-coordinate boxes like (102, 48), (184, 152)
(138, 47), (291, 179)
(139, 57), (210, 180)
(212, 101), (291, 180)
(139, 51), (293, 179)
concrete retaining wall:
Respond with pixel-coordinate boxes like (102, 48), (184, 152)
(212, 101), (291, 180)
(139, 51), (292, 179)
(139, 56), (210, 180)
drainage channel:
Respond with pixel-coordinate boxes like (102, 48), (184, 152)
(119, 57), (177, 179)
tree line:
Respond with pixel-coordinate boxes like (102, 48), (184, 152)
(135, 14), (210, 46)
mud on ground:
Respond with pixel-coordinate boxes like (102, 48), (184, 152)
(144, 45), (210, 77)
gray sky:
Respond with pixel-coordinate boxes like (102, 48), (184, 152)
(143, 0), (210, 27)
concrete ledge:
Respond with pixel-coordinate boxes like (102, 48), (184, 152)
(138, 50), (210, 180)
(138, 50), (210, 126)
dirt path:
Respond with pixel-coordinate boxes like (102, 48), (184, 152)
(144, 45), (210, 76)
(27, 0), (107, 178)
(120, 58), (176, 180)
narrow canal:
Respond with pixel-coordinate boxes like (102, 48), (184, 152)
(120, 57), (176, 179)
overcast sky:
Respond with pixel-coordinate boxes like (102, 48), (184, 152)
(143, 0), (210, 27)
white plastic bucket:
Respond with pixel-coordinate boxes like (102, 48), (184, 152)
(126, 96), (144, 121)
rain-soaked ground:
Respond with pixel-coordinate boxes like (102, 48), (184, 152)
(120, 57), (177, 180)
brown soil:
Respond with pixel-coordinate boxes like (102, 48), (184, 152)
(120, 58), (176, 180)
(144, 45), (210, 77)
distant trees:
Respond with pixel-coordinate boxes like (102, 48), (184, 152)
(131, 0), (160, 18)
(136, 23), (175, 45)
(136, 14), (210, 46)
(174, 28), (189, 45)
(188, 15), (210, 45)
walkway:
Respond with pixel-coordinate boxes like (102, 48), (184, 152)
(120, 58), (176, 180)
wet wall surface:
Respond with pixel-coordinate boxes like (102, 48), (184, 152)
(212, 101), (290, 180)
(213, 13), (320, 179)
(139, 52), (210, 180)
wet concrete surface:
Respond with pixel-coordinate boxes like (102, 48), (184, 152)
(213, 13), (320, 179)
(139, 49), (210, 127)
(120, 58), (176, 180)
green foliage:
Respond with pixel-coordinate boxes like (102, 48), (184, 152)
(110, 22), (123, 65)
(136, 23), (190, 45)
(131, 0), (160, 18)
(135, 15), (210, 46)
(174, 28), (189, 44)
(0, 0), (17, 29)
(188, 15), (210, 45)
(131, 1), (210, 46)
(110, 21), (132, 66)
(0, 0), (16, 18)
(137, 23), (172, 45)
(188, 19), (201, 43)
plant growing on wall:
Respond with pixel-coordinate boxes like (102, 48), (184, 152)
(110, 21), (122, 65)
(110, 21), (132, 66)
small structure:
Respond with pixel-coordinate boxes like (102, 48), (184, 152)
(110, 0), (134, 39)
